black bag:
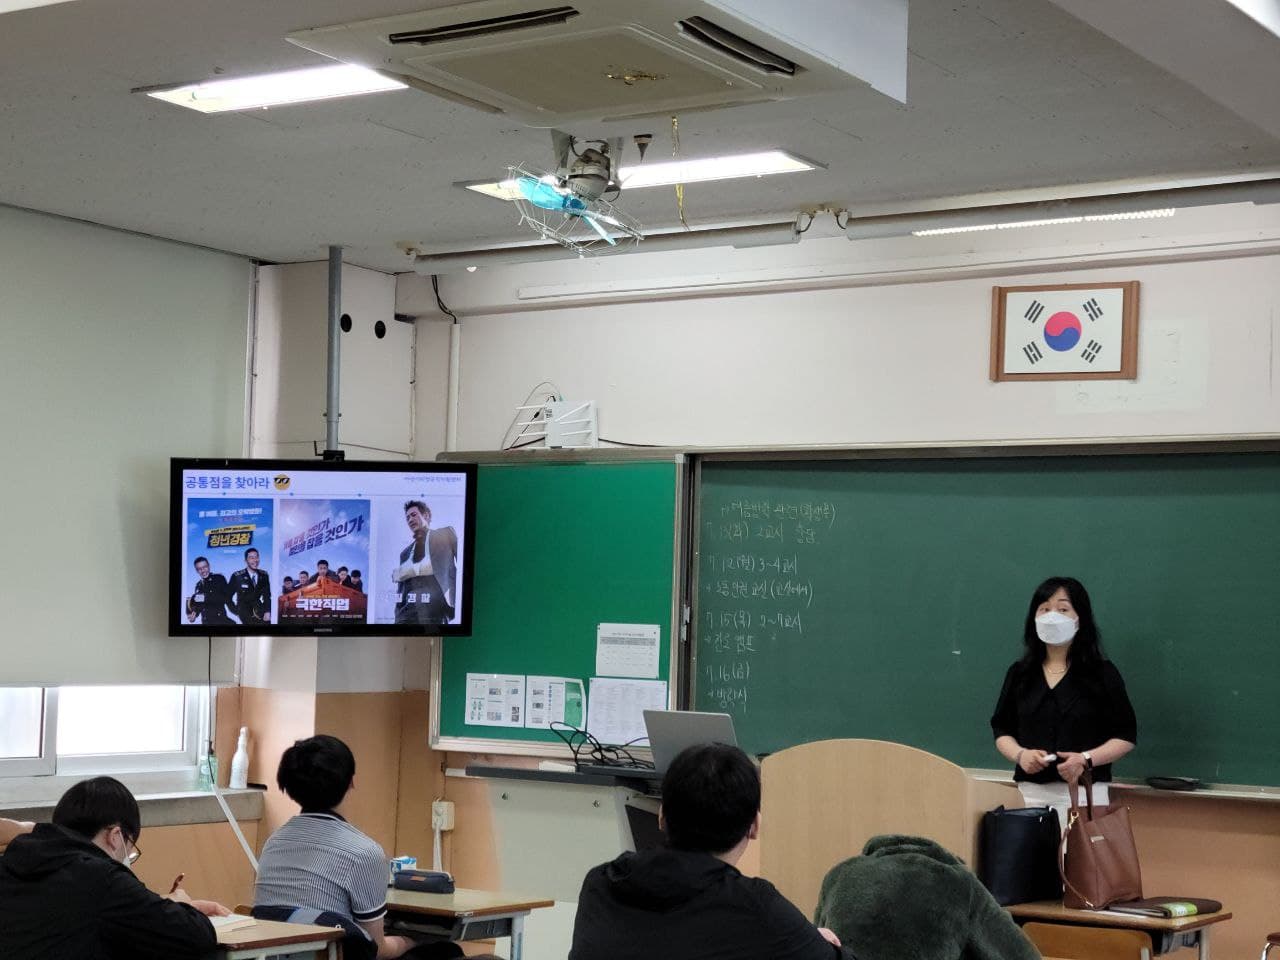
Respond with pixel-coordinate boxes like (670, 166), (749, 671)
(979, 805), (1062, 905)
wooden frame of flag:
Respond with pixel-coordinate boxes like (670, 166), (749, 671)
(991, 281), (1139, 381)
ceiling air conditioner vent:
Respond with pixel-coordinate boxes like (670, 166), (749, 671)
(388, 5), (580, 47)
(288, 0), (907, 125)
(677, 16), (796, 76)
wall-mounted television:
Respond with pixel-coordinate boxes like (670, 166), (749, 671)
(170, 459), (476, 637)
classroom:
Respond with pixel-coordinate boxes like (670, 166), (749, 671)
(2, 1), (1280, 959)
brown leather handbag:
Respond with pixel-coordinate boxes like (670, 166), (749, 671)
(1058, 771), (1143, 909)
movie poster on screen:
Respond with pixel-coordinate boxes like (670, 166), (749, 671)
(276, 499), (371, 624)
(371, 494), (466, 627)
(182, 499), (274, 627)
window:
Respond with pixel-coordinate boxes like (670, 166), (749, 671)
(0, 688), (57, 776)
(0, 685), (207, 777)
(56, 686), (205, 775)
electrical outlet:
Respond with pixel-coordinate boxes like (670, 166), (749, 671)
(431, 800), (455, 831)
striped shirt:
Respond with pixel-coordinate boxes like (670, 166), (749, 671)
(254, 813), (388, 923)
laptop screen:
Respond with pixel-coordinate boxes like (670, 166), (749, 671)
(642, 710), (738, 774)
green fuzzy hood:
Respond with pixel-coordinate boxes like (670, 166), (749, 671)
(814, 834), (1039, 960)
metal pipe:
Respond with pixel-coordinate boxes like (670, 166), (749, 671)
(413, 219), (802, 275)
(325, 245), (342, 454)
(843, 177), (1280, 241)
(446, 320), (461, 452)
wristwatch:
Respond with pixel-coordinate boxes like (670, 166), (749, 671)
(1082, 751), (1093, 768)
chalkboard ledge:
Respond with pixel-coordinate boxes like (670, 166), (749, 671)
(463, 764), (662, 794)
(967, 768), (1280, 802)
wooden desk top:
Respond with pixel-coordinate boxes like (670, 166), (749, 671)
(216, 918), (343, 951)
(1008, 900), (1232, 933)
(385, 887), (555, 918)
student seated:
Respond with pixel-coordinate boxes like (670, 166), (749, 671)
(815, 835), (1040, 960)
(254, 734), (464, 960)
(0, 776), (228, 960)
(569, 742), (853, 960)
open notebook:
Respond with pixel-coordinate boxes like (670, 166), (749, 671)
(209, 915), (257, 932)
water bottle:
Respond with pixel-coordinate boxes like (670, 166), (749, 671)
(196, 743), (219, 792)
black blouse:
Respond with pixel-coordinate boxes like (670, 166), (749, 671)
(990, 659), (1137, 784)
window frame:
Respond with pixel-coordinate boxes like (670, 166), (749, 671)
(0, 687), (58, 777)
(53, 685), (207, 776)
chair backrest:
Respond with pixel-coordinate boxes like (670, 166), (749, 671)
(759, 739), (1021, 917)
(1023, 922), (1152, 960)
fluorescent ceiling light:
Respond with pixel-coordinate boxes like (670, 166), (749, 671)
(619, 150), (815, 188)
(143, 64), (406, 114)
(911, 208), (1176, 236)
(464, 150), (816, 201)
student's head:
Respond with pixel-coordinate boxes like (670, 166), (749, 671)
(299, 570), (309, 582)
(1021, 576), (1103, 667)
(277, 734), (356, 812)
(283, 576), (295, 591)
(52, 776), (141, 865)
(245, 548), (260, 570)
(404, 500), (430, 535)
(316, 560), (329, 575)
(350, 569), (362, 582)
(337, 566), (348, 578)
(659, 743), (760, 855)
(194, 556), (210, 578)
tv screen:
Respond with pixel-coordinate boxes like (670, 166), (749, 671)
(170, 459), (475, 637)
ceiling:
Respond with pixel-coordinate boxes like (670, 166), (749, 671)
(1, 0), (1278, 272)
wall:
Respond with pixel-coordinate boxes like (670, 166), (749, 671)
(0, 204), (247, 685)
(312, 637), (415, 856)
(233, 636), (443, 858)
(134, 820), (261, 911)
(238, 636), (318, 840)
(394, 202), (1280, 960)
(400, 200), (1280, 452)
(253, 261), (410, 460)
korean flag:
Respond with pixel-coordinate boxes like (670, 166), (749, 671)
(1003, 288), (1126, 374)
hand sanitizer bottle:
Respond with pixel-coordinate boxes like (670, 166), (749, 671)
(229, 727), (250, 790)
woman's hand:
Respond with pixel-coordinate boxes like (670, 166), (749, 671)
(1018, 749), (1053, 775)
(818, 928), (842, 947)
(1056, 751), (1088, 783)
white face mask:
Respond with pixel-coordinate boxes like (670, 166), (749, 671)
(1035, 611), (1079, 646)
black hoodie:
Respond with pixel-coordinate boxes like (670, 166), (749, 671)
(0, 822), (217, 960)
(569, 848), (853, 960)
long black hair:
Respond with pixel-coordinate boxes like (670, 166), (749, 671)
(1018, 576), (1105, 671)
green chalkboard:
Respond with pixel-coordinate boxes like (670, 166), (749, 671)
(694, 451), (1280, 786)
(437, 459), (682, 748)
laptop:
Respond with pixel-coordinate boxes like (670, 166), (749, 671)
(643, 709), (738, 775)
(574, 710), (739, 781)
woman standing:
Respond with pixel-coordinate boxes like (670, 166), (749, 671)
(991, 577), (1137, 830)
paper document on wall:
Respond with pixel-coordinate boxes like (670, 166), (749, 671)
(525, 676), (585, 729)
(596, 622), (661, 678)
(465, 673), (525, 727)
(586, 677), (668, 746)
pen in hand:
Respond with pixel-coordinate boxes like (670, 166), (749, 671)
(169, 873), (185, 894)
